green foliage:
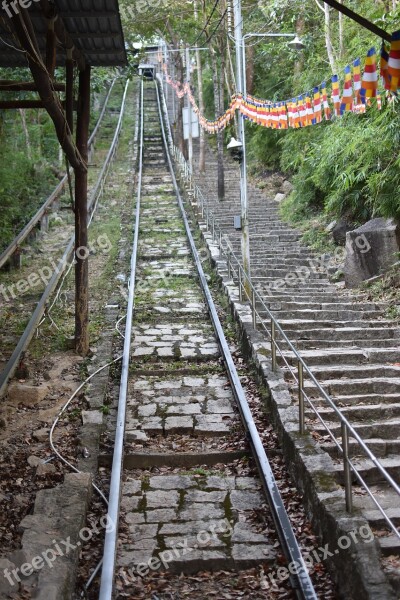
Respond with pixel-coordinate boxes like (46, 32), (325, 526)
(244, 0), (400, 224)
(0, 148), (57, 249)
(280, 98), (400, 222)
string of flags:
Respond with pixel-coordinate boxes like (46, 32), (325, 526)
(162, 30), (400, 135)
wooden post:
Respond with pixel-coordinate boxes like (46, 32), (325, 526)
(74, 64), (91, 355)
(66, 48), (74, 135)
(45, 18), (57, 78)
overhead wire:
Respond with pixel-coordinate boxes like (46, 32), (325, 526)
(205, 8), (228, 44)
(194, 0), (221, 44)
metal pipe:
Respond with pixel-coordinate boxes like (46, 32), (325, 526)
(342, 422), (353, 513)
(252, 289), (257, 329)
(298, 361), (305, 435)
(271, 320), (277, 371)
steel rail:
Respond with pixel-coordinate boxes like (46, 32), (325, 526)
(98, 78), (144, 600)
(0, 79), (117, 271)
(170, 135), (400, 538)
(155, 79), (318, 600)
(0, 80), (130, 399)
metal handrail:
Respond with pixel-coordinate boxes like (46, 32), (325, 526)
(0, 80), (130, 399)
(169, 116), (400, 539)
(0, 79), (117, 270)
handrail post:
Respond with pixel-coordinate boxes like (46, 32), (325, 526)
(252, 289), (257, 328)
(342, 422), (353, 512)
(238, 269), (243, 301)
(227, 251), (231, 280)
(271, 320), (277, 371)
(298, 361), (305, 434)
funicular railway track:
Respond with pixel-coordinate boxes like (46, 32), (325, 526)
(97, 79), (323, 600)
(0, 79), (129, 397)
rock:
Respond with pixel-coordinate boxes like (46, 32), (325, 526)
(0, 558), (17, 597)
(325, 220), (337, 233)
(274, 192), (286, 203)
(7, 383), (48, 407)
(281, 180), (293, 194)
(0, 417), (7, 428)
(36, 462), (56, 476)
(32, 428), (50, 442)
(129, 431), (148, 442)
(81, 411), (103, 425)
(331, 218), (355, 246)
(344, 218), (400, 287)
(27, 455), (43, 467)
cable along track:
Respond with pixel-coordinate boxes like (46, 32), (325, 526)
(98, 80), (318, 599)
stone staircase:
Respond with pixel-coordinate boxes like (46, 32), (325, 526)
(191, 140), (400, 563)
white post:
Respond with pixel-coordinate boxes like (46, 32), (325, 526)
(233, 0), (251, 291)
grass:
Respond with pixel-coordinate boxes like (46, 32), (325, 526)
(280, 196), (336, 255)
(361, 263), (400, 322)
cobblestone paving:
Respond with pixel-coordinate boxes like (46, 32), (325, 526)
(117, 473), (274, 573)
(115, 84), (275, 582)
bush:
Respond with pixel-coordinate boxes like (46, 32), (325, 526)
(279, 97), (400, 223)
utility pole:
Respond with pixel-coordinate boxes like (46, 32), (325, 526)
(233, 0), (251, 293)
(185, 44), (193, 171)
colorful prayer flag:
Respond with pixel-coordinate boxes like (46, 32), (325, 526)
(340, 65), (353, 114)
(381, 42), (390, 89)
(331, 75), (340, 116)
(321, 82), (331, 120)
(312, 87), (322, 124)
(360, 47), (378, 103)
(387, 30), (400, 91)
(353, 58), (361, 100)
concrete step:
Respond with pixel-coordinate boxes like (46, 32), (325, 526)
(299, 364), (400, 380)
(321, 437), (400, 458)
(281, 348), (400, 367)
(277, 324), (399, 340)
(302, 376), (400, 396)
(333, 456), (400, 486)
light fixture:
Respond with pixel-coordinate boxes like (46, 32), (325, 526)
(227, 137), (243, 150)
(288, 35), (305, 51)
(227, 137), (243, 163)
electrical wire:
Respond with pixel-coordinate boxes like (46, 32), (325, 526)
(49, 356), (122, 503)
(205, 8), (228, 44)
(0, 34), (26, 53)
(193, 0), (221, 44)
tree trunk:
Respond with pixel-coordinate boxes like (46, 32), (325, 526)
(338, 0), (344, 58)
(324, 3), (336, 73)
(194, 0), (206, 174)
(246, 45), (255, 96)
(210, 50), (225, 201)
(19, 109), (31, 161)
(174, 53), (187, 159)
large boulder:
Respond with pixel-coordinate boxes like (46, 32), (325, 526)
(326, 219), (355, 246)
(344, 218), (400, 287)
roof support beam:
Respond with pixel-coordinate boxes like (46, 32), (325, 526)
(0, 100), (46, 109)
(45, 16), (57, 77)
(0, 81), (66, 91)
(74, 64), (91, 356)
(10, 8), (86, 172)
(322, 0), (391, 42)
(38, 0), (86, 71)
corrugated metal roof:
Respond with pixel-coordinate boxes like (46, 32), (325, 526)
(0, 0), (127, 67)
